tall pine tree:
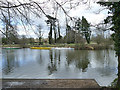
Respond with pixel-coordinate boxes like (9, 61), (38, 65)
(81, 16), (91, 44)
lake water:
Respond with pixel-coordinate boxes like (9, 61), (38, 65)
(2, 48), (118, 86)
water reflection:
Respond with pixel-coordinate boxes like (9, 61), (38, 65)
(66, 50), (90, 72)
(48, 50), (57, 75)
(92, 50), (117, 77)
(2, 50), (20, 75)
(2, 49), (118, 86)
(36, 50), (43, 65)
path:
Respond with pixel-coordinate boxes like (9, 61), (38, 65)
(2, 79), (100, 88)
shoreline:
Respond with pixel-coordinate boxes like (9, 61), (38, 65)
(2, 44), (114, 50)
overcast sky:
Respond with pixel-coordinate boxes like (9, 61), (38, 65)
(0, 0), (112, 38)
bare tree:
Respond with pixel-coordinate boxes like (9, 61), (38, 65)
(0, 0), (92, 45)
(36, 25), (43, 45)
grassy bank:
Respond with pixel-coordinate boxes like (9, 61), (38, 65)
(2, 43), (114, 50)
(74, 44), (114, 50)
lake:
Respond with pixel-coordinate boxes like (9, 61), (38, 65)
(2, 48), (118, 86)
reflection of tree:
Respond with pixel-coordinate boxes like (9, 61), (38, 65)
(95, 50), (110, 67)
(58, 50), (61, 65)
(3, 51), (12, 75)
(47, 50), (57, 75)
(95, 50), (104, 63)
(66, 50), (74, 66)
(76, 58), (89, 72)
(96, 68), (112, 77)
(47, 50), (90, 74)
(3, 50), (19, 75)
(37, 50), (43, 65)
(66, 50), (90, 72)
(93, 50), (115, 77)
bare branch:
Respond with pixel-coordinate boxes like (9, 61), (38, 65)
(0, 3), (32, 8)
(54, 0), (73, 20)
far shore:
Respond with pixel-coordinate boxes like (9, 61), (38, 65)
(2, 43), (114, 50)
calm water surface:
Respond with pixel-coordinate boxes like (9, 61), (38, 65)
(2, 48), (118, 86)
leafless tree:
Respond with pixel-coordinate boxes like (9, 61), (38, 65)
(0, 0), (94, 44)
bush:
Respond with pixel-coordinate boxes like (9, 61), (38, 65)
(111, 78), (118, 88)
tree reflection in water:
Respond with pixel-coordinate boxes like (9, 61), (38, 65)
(37, 50), (43, 65)
(2, 49), (117, 86)
(94, 50), (115, 76)
(2, 50), (19, 75)
(47, 49), (90, 74)
(47, 50), (62, 75)
(66, 50), (90, 72)
(48, 50), (57, 75)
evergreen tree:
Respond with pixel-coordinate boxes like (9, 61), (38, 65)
(98, 2), (120, 88)
(81, 16), (91, 44)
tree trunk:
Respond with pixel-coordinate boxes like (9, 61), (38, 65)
(117, 53), (120, 88)
(39, 37), (41, 45)
(54, 30), (56, 43)
(5, 24), (9, 44)
(53, 26), (56, 43)
(49, 23), (52, 44)
(58, 21), (61, 38)
(85, 34), (90, 44)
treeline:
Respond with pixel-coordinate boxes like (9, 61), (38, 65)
(2, 34), (113, 46)
(1, 16), (93, 45)
(2, 16), (113, 46)
(45, 16), (91, 44)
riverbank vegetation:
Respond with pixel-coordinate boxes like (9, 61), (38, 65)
(2, 29), (113, 50)
(2, 36), (114, 50)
